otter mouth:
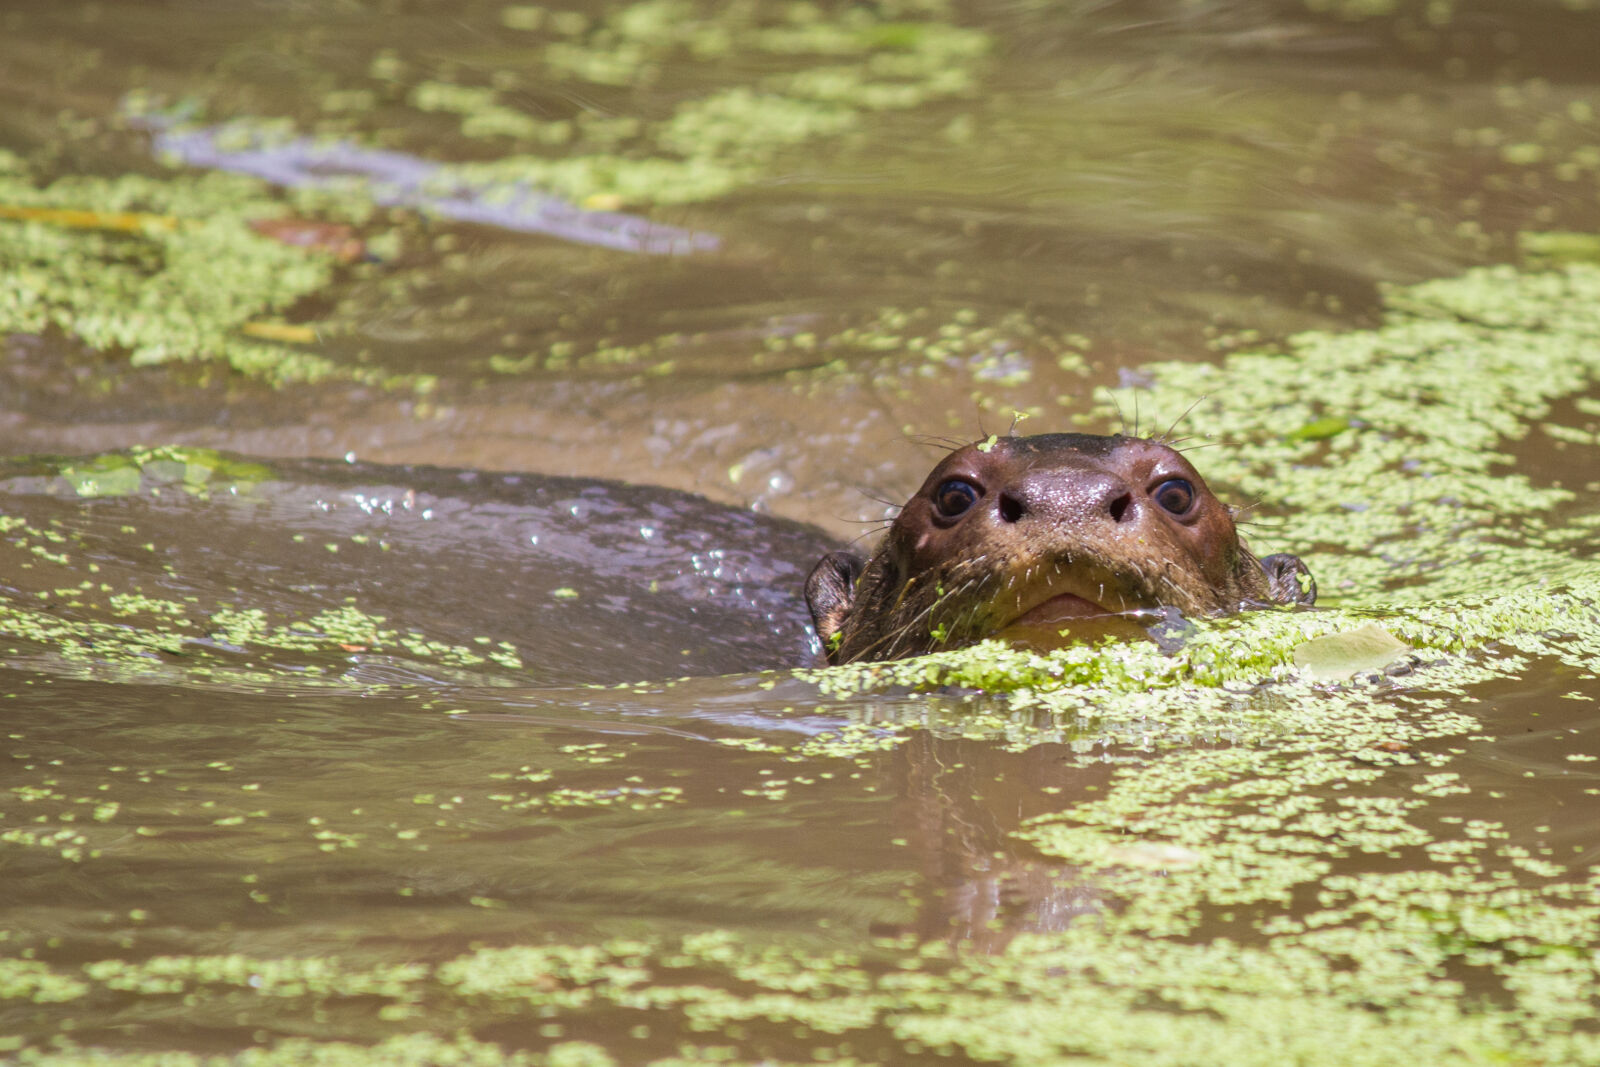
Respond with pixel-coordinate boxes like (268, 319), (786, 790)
(1006, 592), (1115, 627)
(994, 568), (1153, 629)
(987, 568), (1163, 648)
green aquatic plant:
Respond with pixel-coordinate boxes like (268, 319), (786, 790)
(3, 254), (1599, 1064)
(807, 255), (1600, 700)
(483, 305), (1082, 389)
(0, 451), (525, 687)
(58, 446), (272, 499)
(1301, 0), (1596, 21)
(753, 252), (1600, 1063)
(0, 167), (427, 389)
(134, 0), (990, 209)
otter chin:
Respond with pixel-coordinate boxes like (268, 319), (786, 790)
(806, 432), (1316, 664)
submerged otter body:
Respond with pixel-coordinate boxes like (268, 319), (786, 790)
(807, 433), (1315, 664)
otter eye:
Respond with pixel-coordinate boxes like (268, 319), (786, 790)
(1153, 478), (1195, 515)
(933, 479), (980, 519)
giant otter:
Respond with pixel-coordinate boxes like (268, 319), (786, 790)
(806, 432), (1315, 664)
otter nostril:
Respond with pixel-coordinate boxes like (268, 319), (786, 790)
(1108, 493), (1132, 523)
(998, 492), (1026, 524)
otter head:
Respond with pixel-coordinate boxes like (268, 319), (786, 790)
(807, 433), (1315, 664)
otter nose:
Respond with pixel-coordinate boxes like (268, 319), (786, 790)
(996, 470), (1134, 526)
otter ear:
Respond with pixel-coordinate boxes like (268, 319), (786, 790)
(1258, 553), (1317, 606)
(806, 551), (865, 658)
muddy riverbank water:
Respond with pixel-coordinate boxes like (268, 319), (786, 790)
(1, 1), (1599, 1063)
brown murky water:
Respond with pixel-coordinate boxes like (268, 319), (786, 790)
(1, 1), (1598, 1063)
(4, 0), (1595, 530)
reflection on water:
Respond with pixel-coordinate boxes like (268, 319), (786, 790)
(1, 0), (1599, 1062)
(135, 114), (720, 255)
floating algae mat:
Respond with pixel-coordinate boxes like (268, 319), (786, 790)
(3, 0), (1600, 1058)
(120, 0), (991, 212)
(0, 160), (438, 391)
(3, 261), (1600, 1064)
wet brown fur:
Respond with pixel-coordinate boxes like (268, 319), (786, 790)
(808, 433), (1315, 664)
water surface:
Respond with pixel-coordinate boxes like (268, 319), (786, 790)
(1, 1), (1599, 1063)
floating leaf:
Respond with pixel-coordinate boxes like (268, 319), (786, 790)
(1286, 416), (1352, 442)
(1520, 230), (1600, 266)
(60, 457), (144, 498)
(1292, 623), (1411, 682)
